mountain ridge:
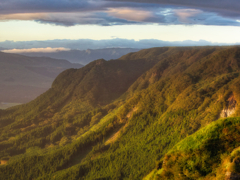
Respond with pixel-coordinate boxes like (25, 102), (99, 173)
(1, 46), (240, 179)
(16, 48), (140, 65)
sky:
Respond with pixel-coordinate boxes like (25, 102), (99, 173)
(1, 0), (240, 50)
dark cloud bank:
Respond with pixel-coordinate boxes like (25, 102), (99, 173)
(0, 0), (240, 26)
(108, 0), (240, 18)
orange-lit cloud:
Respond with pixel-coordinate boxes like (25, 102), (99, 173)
(0, 13), (48, 21)
(0, 0), (239, 27)
(0, 12), (103, 26)
(107, 8), (154, 22)
(2, 47), (70, 53)
(174, 9), (202, 23)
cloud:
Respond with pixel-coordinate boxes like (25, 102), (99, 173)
(1, 7), (238, 26)
(107, 0), (240, 18)
(0, 0), (239, 26)
(107, 8), (154, 21)
(0, 10), (153, 26)
(0, 12), (123, 26)
(0, 0), (101, 14)
(0, 13), (48, 21)
(2, 47), (70, 53)
(174, 9), (202, 23)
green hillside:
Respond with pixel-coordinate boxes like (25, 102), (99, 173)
(0, 46), (240, 179)
(150, 117), (240, 180)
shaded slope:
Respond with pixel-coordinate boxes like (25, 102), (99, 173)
(0, 57), (158, 164)
(52, 58), (158, 106)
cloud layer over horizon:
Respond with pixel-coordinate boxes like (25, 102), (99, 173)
(1, 47), (71, 53)
(0, 0), (240, 26)
(1, 39), (239, 52)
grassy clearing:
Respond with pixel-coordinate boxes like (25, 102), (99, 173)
(156, 117), (240, 179)
(77, 105), (123, 140)
(169, 117), (240, 153)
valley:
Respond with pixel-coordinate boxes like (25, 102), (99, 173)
(0, 52), (83, 103)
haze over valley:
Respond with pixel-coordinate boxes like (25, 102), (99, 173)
(0, 52), (83, 104)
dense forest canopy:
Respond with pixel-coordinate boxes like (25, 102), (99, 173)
(1, 46), (240, 179)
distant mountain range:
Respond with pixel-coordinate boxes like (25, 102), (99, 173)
(1, 39), (237, 51)
(18, 48), (140, 65)
(0, 52), (83, 103)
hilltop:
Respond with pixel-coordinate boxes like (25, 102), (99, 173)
(0, 46), (240, 179)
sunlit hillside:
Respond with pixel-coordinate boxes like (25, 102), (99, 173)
(1, 46), (240, 179)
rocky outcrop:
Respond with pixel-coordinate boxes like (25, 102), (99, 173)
(220, 94), (237, 118)
(225, 172), (240, 180)
(0, 158), (9, 165)
(225, 153), (240, 179)
(221, 109), (236, 118)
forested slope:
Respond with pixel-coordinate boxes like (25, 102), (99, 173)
(0, 46), (240, 179)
